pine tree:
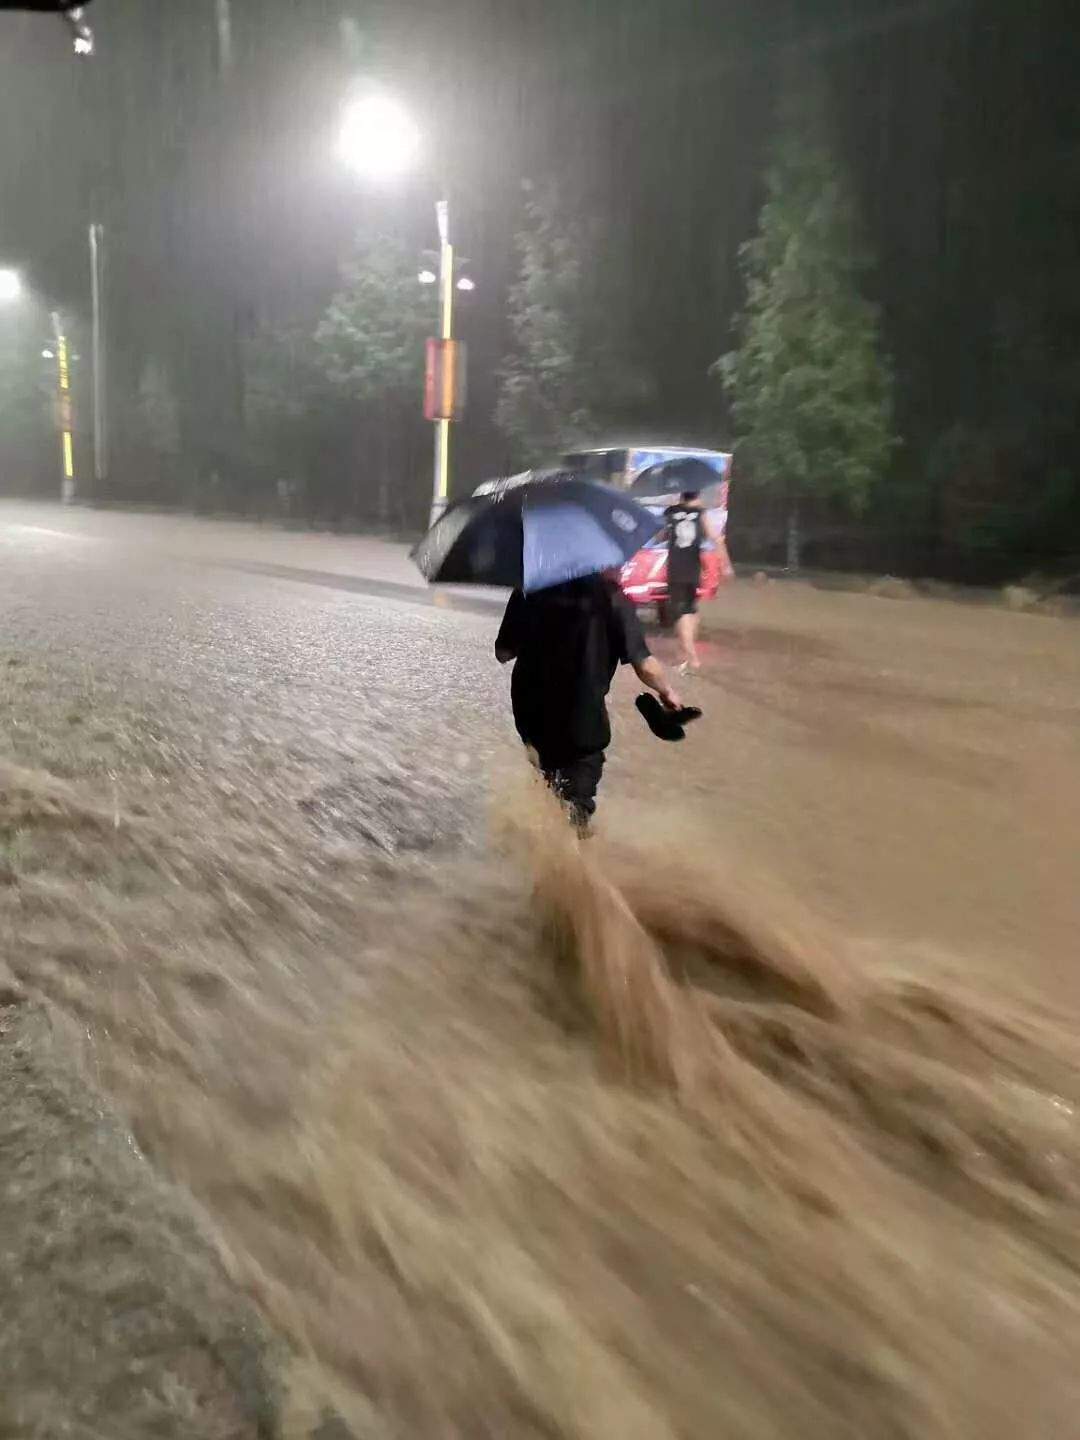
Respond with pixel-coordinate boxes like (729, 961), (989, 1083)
(313, 234), (430, 405)
(133, 360), (181, 462)
(720, 99), (895, 568)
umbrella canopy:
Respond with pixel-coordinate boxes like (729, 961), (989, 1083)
(629, 455), (725, 501)
(413, 474), (664, 593)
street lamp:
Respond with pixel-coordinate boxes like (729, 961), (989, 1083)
(337, 94), (421, 182)
(0, 269), (23, 303)
(338, 93), (471, 526)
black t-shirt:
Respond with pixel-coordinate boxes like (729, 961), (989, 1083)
(666, 504), (704, 586)
(496, 575), (650, 757)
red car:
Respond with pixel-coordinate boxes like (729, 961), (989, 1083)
(558, 446), (734, 613)
(619, 529), (733, 614)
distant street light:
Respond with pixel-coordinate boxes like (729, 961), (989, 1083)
(0, 263), (79, 501)
(337, 94), (421, 181)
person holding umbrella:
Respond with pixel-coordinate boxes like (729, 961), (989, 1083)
(494, 572), (682, 829)
(412, 471), (686, 829)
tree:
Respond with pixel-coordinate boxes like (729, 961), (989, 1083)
(312, 233), (432, 522)
(496, 184), (647, 464)
(0, 311), (54, 497)
(242, 323), (346, 518)
(720, 100), (895, 569)
(132, 359), (181, 462)
(244, 326), (325, 455)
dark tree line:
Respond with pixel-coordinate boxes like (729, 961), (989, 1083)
(0, 0), (1076, 576)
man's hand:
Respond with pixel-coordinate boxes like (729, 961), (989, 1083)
(634, 655), (682, 710)
(656, 678), (684, 711)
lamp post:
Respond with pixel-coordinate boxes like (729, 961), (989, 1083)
(338, 93), (470, 528)
(50, 311), (76, 503)
(430, 199), (454, 526)
(89, 222), (107, 491)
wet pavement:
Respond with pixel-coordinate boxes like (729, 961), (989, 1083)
(0, 503), (507, 855)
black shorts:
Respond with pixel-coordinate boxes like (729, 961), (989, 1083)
(667, 582), (699, 620)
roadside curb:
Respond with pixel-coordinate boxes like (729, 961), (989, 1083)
(0, 1001), (282, 1439)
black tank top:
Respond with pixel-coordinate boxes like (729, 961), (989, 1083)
(666, 505), (703, 585)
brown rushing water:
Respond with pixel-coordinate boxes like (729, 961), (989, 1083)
(2, 508), (1079, 1437)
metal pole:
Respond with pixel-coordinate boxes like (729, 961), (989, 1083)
(51, 310), (76, 504)
(430, 198), (454, 528)
(214, 0), (234, 75)
(89, 222), (107, 493)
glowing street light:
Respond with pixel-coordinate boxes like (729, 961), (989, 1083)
(338, 92), (477, 523)
(337, 94), (421, 182)
(0, 261), (79, 500)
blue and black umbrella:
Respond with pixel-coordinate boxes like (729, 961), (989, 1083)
(413, 473), (664, 593)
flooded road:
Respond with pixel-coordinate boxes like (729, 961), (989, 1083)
(3, 500), (1076, 988)
(2, 500), (1079, 1438)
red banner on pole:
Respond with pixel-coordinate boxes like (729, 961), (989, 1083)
(424, 338), (466, 422)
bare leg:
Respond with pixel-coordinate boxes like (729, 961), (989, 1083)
(674, 613), (700, 670)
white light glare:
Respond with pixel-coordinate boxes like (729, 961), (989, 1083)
(456, 275), (476, 292)
(66, 8), (95, 55)
(0, 269), (22, 303)
(42, 349), (55, 360)
(417, 269), (437, 285)
(338, 94), (421, 181)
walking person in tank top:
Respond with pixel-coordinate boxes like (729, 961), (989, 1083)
(665, 489), (720, 672)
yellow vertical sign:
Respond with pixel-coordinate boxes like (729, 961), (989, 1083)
(56, 329), (75, 485)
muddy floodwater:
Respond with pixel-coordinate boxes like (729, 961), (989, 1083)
(1, 503), (1079, 1438)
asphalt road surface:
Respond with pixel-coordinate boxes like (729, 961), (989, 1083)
(1, 502), (509, 855)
